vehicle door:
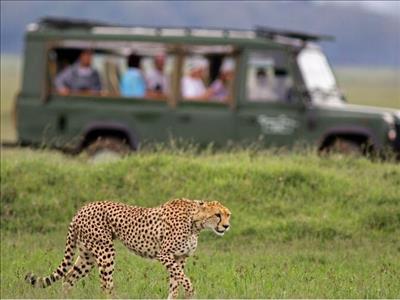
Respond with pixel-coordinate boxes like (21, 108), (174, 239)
(170, 47), (237, 146)
(236, 48), (306, 148)
(43, 41), (173, 148)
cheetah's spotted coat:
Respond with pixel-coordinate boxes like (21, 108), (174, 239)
(25, 198), (231, 299)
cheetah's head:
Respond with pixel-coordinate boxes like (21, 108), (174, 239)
(194, 201), (231, 236)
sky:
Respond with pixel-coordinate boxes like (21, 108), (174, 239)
(316, 0), (400, 16)
(1, 1), (399, 66)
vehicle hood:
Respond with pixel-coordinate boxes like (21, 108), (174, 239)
(344, 104), (399, 116)
(315, 101), (400, 120)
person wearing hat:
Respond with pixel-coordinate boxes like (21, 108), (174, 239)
(181, 57), (212, 100)
(55, 49), (102, 95)
(209, 58), (235, 102)
(248, 67), (277, 101)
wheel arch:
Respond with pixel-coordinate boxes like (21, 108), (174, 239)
(318, 126), (380, 151)
(79, 122), (139, 152)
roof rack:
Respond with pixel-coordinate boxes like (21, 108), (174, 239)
(39, 17), (113, 30)
(36, 17), (334, 43)
(255, 26), (334, 42)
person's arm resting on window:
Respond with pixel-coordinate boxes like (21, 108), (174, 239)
(54, 67), (73, 95)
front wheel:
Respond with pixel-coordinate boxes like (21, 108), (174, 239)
(325, 138), (363, 156)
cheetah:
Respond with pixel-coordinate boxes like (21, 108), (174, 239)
(25, 198), (231, 299)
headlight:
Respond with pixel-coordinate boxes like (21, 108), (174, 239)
(388, 129), (397, 141)
(383, 113), (398, 141)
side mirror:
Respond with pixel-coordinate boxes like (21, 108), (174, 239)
(292, 86), (311, 105)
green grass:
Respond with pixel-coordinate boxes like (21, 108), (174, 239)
(335, 67), (400, 109)
(1, 149), (400, 298)
(1, 55), (20, 142)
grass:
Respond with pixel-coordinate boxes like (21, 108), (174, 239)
(1, 54), (399, 298)
(1, 55), (20, 142)
(1, 149), (400, 298)
(0, 54), (399, 143)
(335, 67), (400, 109)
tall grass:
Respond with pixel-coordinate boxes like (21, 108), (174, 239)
(1, 149), (399, 298)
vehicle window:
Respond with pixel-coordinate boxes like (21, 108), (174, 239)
(297, 48), (336, 91)
(180, 45), (236, 104)
(118, 53), (174, 99)
(48, 41), (174, 100)
(297, 48), (343, 105)
(246, 50), (293, 102)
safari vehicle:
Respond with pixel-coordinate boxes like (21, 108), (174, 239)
(16, 17), (400, 156)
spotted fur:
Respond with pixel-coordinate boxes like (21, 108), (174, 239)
(25, 198), (231, 299)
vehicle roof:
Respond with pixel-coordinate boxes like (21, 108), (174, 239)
(25, 17), (334, 48)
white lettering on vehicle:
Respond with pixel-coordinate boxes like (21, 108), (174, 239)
(257, 114), (298, 135)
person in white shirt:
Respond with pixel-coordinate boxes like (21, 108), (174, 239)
(248, 68), (277, 101)
(181, 58), (212, 100)
(146, 54), (169, 98)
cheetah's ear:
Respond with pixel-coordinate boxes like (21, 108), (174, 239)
(193, 201), (207, 221)
(194, 200), (205, 207)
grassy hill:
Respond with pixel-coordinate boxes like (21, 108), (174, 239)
(335, 67), (400, 109)
(1, 149), (399, 298)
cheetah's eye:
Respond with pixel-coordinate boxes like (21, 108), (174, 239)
(215, 213), (221, 218)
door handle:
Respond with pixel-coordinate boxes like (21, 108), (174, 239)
(134, 113), (161, 121)
(178, 114), (191, 123)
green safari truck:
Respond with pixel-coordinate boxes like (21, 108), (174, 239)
(15, 17), (400, 156)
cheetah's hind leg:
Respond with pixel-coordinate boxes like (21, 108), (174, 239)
(62, 247), (95, 293)
(93, 241), (116, 296)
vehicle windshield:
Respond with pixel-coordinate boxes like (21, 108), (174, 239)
(297, 47), (343, 104)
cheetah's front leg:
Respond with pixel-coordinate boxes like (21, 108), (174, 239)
(175, 256), (194, 299)
(157, 253), (194, 299)
(175, 256), (187, 270)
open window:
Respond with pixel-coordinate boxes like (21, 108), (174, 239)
(246, 49), (293, 103)
(47, 40), (240, 106)
(47, 40), (175, 101)
(179, 45), (237, 104)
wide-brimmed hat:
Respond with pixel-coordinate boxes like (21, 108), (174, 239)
(187, 56), (208, 71)
(220, 58), (235, 73)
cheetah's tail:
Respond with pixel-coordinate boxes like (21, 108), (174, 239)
(25, 223), (77, 288)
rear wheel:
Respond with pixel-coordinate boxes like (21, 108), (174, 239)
(86, 137), (131, 162)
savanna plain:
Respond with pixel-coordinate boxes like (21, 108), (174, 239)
(1, 55), (400, 298)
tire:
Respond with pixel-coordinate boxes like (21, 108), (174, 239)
(327, 138), (363, 156)
(86, 137), (131, 162)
